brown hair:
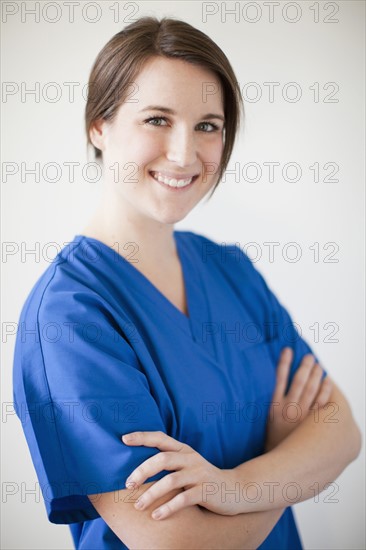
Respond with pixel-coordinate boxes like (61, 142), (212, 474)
(85, 16), (244, 196)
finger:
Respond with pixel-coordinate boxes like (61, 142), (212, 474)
(286, 354), (316, 403)
(298, 362), (323, 412)
(125, 452), (186, 488)
(315, 375), (333, 408)
(151, 487), (199, 520)
(122, 431), (186, 453)
(272, 347), (293, 402)
(134, 471), (193, 511)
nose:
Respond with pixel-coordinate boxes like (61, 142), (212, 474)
(165, 126), (198, 167)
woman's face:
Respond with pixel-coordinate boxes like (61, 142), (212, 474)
(90, 56), (225, 225)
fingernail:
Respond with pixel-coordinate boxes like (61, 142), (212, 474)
(123, 433), (134, 442)
(152, 509), (162, 519)
(125, 477), (136, 489)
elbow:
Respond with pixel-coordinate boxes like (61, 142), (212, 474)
(329, 383), (362, 465)
(341, 412), (362, 465)
(349, 419), (362, 462)
(326, 416), (362, 488)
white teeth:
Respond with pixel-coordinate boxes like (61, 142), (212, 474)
(151, 171), (193, 188)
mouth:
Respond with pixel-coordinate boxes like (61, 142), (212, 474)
(149, 171), (199, 191)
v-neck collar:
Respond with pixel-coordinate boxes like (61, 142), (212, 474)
(73, 231), (207, 342)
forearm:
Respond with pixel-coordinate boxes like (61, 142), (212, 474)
(197, 505), (285, 550)
(233, 384), (361, 513)
(90, 484), (286, 549)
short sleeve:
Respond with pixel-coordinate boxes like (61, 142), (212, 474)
(233, 244), (328, 390)
(13, 278), (170, 525)
(261, 277), (328, 389)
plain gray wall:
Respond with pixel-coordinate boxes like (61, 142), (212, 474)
(2, 1), (365, 548)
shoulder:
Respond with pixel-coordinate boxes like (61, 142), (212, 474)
(176, 230), (281, 324)
(14, 238), (139, 390)
(18, 237), (111, 329)
(176, 229), (263, 283)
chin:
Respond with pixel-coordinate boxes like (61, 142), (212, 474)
(151, 208), (191, 226)
(157, 213), (188, 225)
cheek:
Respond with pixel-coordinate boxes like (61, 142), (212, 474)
(113, 130), (164, 167)
(200, 138), (224, 170)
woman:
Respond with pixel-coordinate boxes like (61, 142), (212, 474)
(13, 16), (361, 549)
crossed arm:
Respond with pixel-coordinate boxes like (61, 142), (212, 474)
(89, 484), (285, 549)
(88, 349), (361, 549)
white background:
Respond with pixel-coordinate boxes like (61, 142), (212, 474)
(1, 1), (365, 548)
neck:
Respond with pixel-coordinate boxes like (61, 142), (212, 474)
(81, 189), (178, 266)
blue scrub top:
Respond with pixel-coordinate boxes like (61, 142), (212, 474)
(13, 230), (323, 549)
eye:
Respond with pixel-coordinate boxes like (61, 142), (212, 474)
(196, 121), (220, 132)
(144, 116), (168, 126)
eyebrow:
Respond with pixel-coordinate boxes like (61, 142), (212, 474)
(140, 105), (225, 122)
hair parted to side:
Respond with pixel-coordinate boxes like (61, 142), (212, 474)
(85, 16), (244, 196)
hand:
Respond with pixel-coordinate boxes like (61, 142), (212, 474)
(265, 347), (332, 452)
(122, 431), (239, 519)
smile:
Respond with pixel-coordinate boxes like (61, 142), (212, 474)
(149, 171), (198, 190)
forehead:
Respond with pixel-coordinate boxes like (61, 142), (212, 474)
(129, 56), (224, 112)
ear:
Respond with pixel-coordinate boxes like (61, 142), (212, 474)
(89, 118), (107, 152)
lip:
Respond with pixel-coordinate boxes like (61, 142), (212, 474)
(149, 171), (199, 191)
(149, 170), (199, 180)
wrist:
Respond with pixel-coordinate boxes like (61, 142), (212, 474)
(224, 464), (259, 515)
(207, 468), (249, 516)
(231, 463), (257, 514)
(232, 453), (286, 513)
